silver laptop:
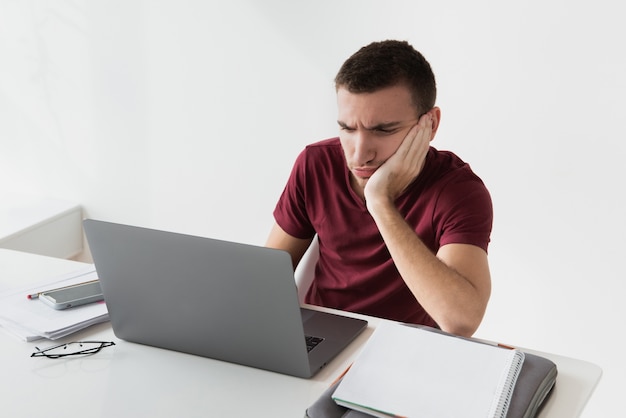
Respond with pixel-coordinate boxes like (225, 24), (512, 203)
(83, 219), (367, 378)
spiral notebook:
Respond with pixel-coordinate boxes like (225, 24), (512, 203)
(331, 322), (525, 418)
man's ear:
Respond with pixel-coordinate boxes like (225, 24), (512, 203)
(429, 107), (441, 141)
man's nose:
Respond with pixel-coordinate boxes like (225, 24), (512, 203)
(353, 131), (375, 165)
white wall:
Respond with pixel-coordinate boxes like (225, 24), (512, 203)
(1, 1), (622, 415)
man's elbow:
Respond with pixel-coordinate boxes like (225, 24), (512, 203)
(437, 311), (486, 337)
(440, 323), (479, 338)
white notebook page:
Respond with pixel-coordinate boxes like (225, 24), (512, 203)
(332, 322), (524, 418)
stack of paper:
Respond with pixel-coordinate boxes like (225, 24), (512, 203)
(0, 266), (109, 341)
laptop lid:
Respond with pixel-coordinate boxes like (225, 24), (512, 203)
(83, 219), (367, 378)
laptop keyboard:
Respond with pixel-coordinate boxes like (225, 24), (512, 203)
(305, 335), (324, 352)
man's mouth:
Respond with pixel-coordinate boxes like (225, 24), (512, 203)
(352, 167), (377, 178)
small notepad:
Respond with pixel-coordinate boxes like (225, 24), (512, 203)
(332, 322), (525, 418)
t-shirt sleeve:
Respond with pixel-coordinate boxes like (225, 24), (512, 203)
(434, 177), (493, 253)
(272, 149), (317, 240)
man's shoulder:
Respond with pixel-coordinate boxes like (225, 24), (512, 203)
(426, 148), (480, 178)
(299, 137), (344, 165)
(305, 137), (341, 151)
(290, 137), (345, 176)
(418, 147), (488, 197)
(428, 147), (467, 168)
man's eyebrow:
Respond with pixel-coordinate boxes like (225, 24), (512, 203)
(365, 121), (403, 130)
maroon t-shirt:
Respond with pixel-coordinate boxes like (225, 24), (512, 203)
(273, 138), (493, 326)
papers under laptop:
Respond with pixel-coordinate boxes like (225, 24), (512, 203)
(83, 219), (367, 378)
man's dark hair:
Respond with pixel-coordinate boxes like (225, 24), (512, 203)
(334, 40), (437, 115)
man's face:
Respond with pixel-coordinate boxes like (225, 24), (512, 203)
(337, 84), (419, 194)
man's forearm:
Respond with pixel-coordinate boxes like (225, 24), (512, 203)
(367, 198), (488, 336)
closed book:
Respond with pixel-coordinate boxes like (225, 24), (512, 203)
(331, 322), (525, 418)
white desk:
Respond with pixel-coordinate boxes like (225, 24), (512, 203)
(0, 249), (601, 418)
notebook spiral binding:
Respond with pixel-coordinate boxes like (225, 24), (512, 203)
(493, 350), (526, 417)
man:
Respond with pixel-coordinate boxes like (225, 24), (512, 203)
(266, 40), (492, 337)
